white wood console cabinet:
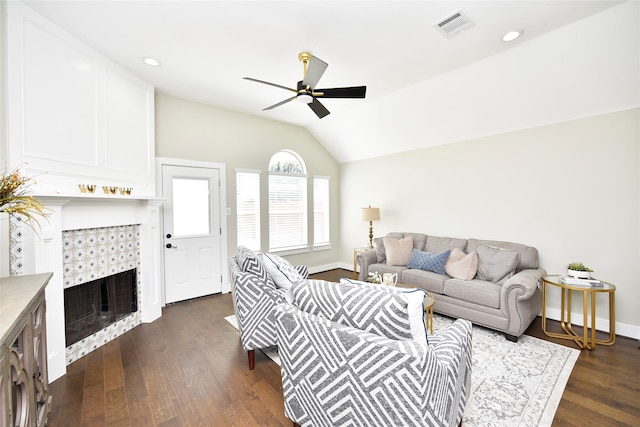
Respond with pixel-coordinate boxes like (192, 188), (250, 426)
(0, 273), (53, 427)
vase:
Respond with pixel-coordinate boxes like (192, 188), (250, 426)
(567, 269), (590, 279)
(0, 212), (9, 277)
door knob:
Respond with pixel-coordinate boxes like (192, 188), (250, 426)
(166, 243), (178, 249)
(166, 233), (172, 238)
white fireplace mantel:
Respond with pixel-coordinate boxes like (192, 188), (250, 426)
(22, 194), (165, 381)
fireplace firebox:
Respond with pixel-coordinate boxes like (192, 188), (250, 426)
(64, 269), (138, 346)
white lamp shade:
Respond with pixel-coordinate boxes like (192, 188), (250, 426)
(361, 207), (380, 222)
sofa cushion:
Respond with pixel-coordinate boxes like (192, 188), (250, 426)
(263, 252), (304, 289)
(384, 236), (414, 266)
(236, 246), (276, 289)
(404, 233), (428, 251)
(444, 278), (501, 309)
(425, 235), (468, 254)
(400, 269), (447, 294)
(476, 244), (520, 284)
(467, 239), (539, 271)
(407, 249), (451, 275)
(445, 248), (479, 281)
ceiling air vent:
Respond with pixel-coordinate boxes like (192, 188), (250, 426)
(434, 9), (475, 38)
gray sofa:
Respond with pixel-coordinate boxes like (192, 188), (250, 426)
(357, 232), (545, 341)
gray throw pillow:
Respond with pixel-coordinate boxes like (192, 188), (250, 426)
(476, 244), (520, 284)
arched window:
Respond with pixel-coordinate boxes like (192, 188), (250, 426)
(268, 150), (307, 252)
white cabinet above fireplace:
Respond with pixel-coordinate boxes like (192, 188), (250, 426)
(6, 1), (155, 197)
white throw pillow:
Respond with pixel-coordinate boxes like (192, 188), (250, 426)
(401, 288), (428, 347)
(262, 252), (304, 289)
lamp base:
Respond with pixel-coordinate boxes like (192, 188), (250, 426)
(368, 222), (374, 249)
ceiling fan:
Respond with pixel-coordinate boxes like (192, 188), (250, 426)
(243, 52), (366, 119)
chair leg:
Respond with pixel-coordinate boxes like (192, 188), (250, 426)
(248, 349), (255, 370)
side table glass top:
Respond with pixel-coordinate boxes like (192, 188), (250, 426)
(543, 274), (616, 291)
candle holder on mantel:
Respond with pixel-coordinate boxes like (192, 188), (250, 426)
(102, 186), (118, 195)
(78, 184), (96, 193)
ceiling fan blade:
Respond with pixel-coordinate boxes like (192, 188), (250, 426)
(302, 55), (328, 89)
(263, 96), (297, 110)
(315, 86), (367, 98)
(308, 98), (330, 119)
(243, 77), (297, 93)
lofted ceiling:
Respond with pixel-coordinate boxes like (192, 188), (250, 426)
(21, 1), (628, 162)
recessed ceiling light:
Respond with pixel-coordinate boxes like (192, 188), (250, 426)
(502, 30), (523, 42)
(142, 57), (161, 67)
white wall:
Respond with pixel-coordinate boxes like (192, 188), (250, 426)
(312, 0), (639, 163)
(154, 94), (341, 270)
(340, 108), (640, 337)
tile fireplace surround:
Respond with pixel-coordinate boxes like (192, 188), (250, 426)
(62, 224), (142, 364)
(9, 195), (164, 381)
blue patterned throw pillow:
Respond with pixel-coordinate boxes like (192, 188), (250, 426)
(407, 249), (451, 275)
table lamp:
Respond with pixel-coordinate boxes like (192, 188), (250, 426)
(361, 205), (380, 249)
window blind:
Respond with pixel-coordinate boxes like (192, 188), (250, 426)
(236, 171), (261, 251)
(268, 173), (307, 251)
(313, 176), (330, 246)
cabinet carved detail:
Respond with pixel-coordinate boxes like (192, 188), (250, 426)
(1, 273), (53, 427)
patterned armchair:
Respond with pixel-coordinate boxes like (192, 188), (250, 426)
(275, 281), (473, 427)
(228, 246), (308, 370)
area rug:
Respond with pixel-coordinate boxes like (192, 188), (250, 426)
(224, 314), (579, 427)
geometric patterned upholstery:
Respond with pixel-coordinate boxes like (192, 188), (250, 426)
(293, 264), (309, 280)
(275, 281), (473, 427)
(236, 246), (276, 289)
(291, 280), (418, 342)
(229, 254), (287, 364)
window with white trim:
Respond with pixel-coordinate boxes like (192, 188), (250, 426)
(268, 151), (307, 252)
(236, 169), (261, 251)
(313, 176), (330, 248)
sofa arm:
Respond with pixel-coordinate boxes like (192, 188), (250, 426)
(500, 268), (546, 336)
(231, 271), (288, 349)
(356, 249), (378, 280)
(502, 268), (546, 300)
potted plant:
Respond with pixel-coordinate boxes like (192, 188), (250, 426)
(0, 165), (47, 228)
(566, 262), (593, 279)
(1, 165), (47, 276)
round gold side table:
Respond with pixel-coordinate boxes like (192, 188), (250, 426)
(541, 275), (616, 350)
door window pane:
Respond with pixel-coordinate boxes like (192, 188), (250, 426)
(172, 178), (210, 236)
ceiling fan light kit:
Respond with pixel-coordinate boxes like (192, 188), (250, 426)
(297, 93), (313, 104)
(244, 51), (367, 118)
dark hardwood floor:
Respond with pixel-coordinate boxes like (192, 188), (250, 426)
(47, 269), (640, 426)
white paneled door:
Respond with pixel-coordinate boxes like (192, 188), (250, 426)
(162, 165), (222, 304)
